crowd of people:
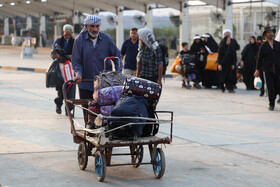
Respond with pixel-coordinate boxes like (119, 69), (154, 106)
(50, 15), (164, 121)
(177, 27), (280, 111)
(50, 14), (280, 114)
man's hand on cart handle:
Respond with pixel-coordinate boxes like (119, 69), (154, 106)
(73, 74), (82, 84)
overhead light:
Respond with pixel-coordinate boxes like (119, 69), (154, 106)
(0, 4), (3, 7)
(26, 1), (31, 4)
(41, 0), (47, 2)
(10, 2), (15, 6)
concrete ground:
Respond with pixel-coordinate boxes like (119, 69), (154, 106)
(0, 46), (280, 187)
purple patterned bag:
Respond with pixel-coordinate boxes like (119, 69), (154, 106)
(100, 105), (115, 116)
(98, 86), (123, 106)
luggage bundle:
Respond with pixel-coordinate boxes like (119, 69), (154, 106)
(97, 85), (123, 116)
(123, 77), (162, 108)
(88, 72), (125, 124)
(109, 95), (149, 139)
(108, 77), (162, 140)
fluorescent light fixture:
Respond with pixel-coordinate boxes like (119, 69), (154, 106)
(26, 1), (31, 4)
(41, 0), (47, 2)
(10, 2), (15, 6)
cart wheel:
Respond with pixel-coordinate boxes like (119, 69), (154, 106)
(77, 141), (88, 170)
(95, 151), (106, 182)
(131, 145), (144, 168)
(152, 148), (165, 179)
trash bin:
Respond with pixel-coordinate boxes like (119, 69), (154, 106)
(21, 37), (33, 59)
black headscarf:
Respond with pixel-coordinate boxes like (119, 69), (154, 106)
(249, 36), (259, 55)
(190, 38), (205, 53)
(203, 33), (219, 52)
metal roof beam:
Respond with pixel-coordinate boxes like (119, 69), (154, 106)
(0, 9), (19, 17)
(71, 0), (117, 14)
(47, 0), (93, 14)
(200, 0), (224, 9)
(2, 5), (39, 17)
(102, 0), (146, 12)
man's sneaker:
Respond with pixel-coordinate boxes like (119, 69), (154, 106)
(260, 91), (264, 97)
(56, 106), (62, 114)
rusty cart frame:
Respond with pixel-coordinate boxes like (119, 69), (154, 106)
(63, 79), (173, 182)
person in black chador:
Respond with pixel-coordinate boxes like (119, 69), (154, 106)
(241, 36), (259, 90)
(190, 34), (205, 88)
(221, 29), (240, 89)
(217, 36), (236, 93)
(201, 33), (219, 88)
(254, 27), (280, 111)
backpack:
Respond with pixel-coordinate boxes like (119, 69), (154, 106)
(159, 44), (169, 76)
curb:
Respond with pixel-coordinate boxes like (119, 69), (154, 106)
(0, 65), (179, 78)
(0, 66), (46, 73)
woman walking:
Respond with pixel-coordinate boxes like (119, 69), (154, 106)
(241, 36), (259, 90)
(217, 36), (236, 93)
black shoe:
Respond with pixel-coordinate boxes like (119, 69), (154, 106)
(260, 92), (264, 97)
(182, 82), (187, 88)
(56, 106), (61, 114)
(268, 105), (275, 111)
(228, 90), (235, 93)
(194, 83), (201, 89)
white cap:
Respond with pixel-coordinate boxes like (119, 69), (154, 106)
(193, 34), (201, 40)
(201, 33), (210, 38)
(223, 29), (232, 35)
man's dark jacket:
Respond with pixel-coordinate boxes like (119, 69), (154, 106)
(257, 40), (280, 72)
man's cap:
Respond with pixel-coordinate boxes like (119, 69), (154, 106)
(84, 15), (101, 26)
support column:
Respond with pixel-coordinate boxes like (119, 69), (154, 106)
(180, 1), (189, 51)
(26, 15), (32, 30)
(253, 11), (257, 35)
(240, 8), (244, 52)
(73, 10), (79, 34)
(39, 13), (46, 47)
(116, 6), (124, 49)
(145, 4), (153, 30)
(223, 0), (233, 34)
(4, 17), (9, 36)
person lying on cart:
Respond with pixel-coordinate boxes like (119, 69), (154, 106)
(72, 15), (122, 124)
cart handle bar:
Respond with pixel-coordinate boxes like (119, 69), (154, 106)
(103, 56), (120, 71)
(75, 104), (171, 122)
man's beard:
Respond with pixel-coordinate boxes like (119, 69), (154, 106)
(88, 30), (99, 38)
(267, 35), (274, 40)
